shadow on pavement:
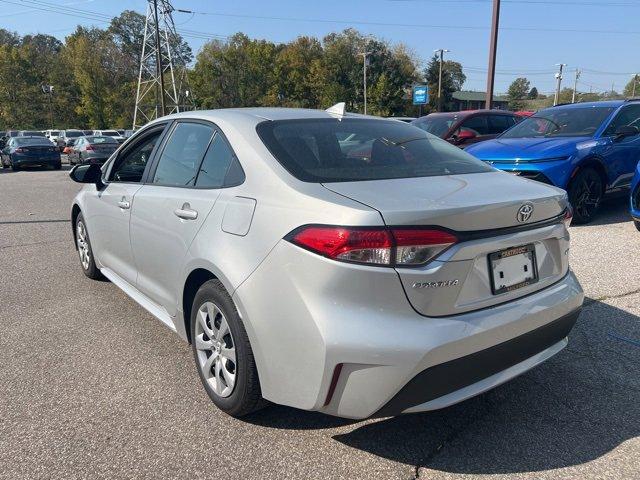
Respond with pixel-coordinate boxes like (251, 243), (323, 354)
(572, 193), (631, 228)
(329, 298), (640, 474)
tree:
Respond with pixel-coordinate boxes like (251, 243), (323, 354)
(507, 77), (530, 110)
(423, 55), (466, 111)
(624, 75), (639, 98)
(528, 87), (539, 99)
(265, 36), (323, 108)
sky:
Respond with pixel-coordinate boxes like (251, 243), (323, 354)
(0, 0), (638, 94)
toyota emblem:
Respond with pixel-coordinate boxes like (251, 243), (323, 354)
(516, 203), (534, 223)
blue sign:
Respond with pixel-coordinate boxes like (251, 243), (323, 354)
(412, 85), (428, 105)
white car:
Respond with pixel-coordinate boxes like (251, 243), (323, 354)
(92, 129), (125, 143)
(69, 107), (584, 419)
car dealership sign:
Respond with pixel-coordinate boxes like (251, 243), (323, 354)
(412, 85), (428, 105)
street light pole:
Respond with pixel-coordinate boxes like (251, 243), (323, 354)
(360, 52), (371, 115)
(554, 63), (566, 106)
(485, 0), (500, 110)
(434, 48), (449, 112)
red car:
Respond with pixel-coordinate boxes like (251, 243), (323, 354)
(411, 110), (519, 148)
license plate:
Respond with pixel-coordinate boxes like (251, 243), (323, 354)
(488, 244), (538, 295)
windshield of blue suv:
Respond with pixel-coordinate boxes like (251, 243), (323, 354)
(500, 106), (615, 139)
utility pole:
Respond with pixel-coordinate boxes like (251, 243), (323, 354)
(134, 0), (194, 129)
(153, 0), (166, 116)
(572, 69), (580, 104)
(434, 48), (450, 112)
(485, 0), (500, 110)
(41, 84), (54, 128)
(553, 63), (566, 106)
(360, 51), (371, 115)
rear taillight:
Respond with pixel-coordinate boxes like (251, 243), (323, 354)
(14, 147), (24, 153)
(563, 206), (573, 228)
(287, 226), (457, 267)
(85, 145), (95, 151)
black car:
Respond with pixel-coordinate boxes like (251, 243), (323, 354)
(1, 136), (62, 170)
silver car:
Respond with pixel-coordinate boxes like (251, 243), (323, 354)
(69, 107), (584, 419)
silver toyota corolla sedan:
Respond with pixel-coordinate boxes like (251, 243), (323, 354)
(69, 106), (584, 419)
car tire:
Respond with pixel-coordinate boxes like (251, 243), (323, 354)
(54, 162), (62, 170)
(190, 279), (266, 417)
(11, 163), (19, 171)
(635, 220), (640, 232)
(568, 167), (603, 224)
(74, 213), (103, 280)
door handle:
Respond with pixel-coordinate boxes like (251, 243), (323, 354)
(174, 203), (198, 220)
(118, 197), (130, 209)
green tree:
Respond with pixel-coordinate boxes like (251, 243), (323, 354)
(423, 55), (466, 111)
(624, 75), (639, 98)
(528, 86), (539, 99)
(507, 77), (531, 110)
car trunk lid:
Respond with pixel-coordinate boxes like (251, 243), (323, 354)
(322, 172), (570, 317)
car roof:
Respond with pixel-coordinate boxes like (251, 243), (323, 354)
(154, 107), (380, 125)
(547, 100), (627, 110)
(417, 109), (514, 120)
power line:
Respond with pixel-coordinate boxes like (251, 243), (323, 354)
(173, 9), (640, 35)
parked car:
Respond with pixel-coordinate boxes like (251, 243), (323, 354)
(82, 130), (93, 136)
(44, 129), (61, 145)
(411, 110), (519, 148)
(69, 108), (583, 419)
(68, 136), (119, 165)
(388, 116), (417, 123)
(93, 129), (125, 143)
(18, 130), (46, 137)
(630, 160), (640, 231)
(58, 130), (85, 150)
(465, 100), (640, 224)
(1, 136), (61, 170)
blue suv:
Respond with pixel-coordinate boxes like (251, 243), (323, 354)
(465, 100), (640, 223)
(630, 161), (640, 230)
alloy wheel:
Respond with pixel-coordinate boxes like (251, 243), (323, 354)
(194, 302), (237, 398)
(572, 171), (601, 221)
(76, 220), (90, 270)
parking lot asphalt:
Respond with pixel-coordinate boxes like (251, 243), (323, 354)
(1, 167), (639, 480)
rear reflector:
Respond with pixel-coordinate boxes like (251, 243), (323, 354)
(287, 225), (457, 267)
(563, 206), (573, 228)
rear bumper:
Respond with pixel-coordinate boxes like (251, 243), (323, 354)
(13, 156), (60, 166)
(233, 240), (584, 419)
(375, 307), (579, 416)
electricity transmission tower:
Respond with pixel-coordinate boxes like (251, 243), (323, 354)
(133, 0), (193, 129)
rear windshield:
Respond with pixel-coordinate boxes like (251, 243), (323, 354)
(19, 131), (45, 137)
(15, 137), (53, 146)
(66, 131), (83, 138)
(101, 131), (119, 136)
(86, 136), (117, 144)
(256, 118), (492, 183)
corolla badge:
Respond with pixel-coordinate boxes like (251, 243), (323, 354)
(516, 203), (534, 223)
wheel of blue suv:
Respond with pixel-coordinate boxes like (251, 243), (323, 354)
(74, 213), (102, 280)
(190, 279), (266, 417)
(568, 167), (603, 224)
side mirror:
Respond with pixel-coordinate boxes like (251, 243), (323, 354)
(69, 163), (104, 188)
(457, 129), (477, 140)
(615, 125), (639, 139)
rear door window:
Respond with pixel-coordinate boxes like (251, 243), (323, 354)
(256, 118), (493, 183)
(458, 115), (489, 136)
(195, 133), (245, 188)
(488, 115), (513, 134)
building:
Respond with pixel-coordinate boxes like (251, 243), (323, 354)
(451, 91), (510, 111)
